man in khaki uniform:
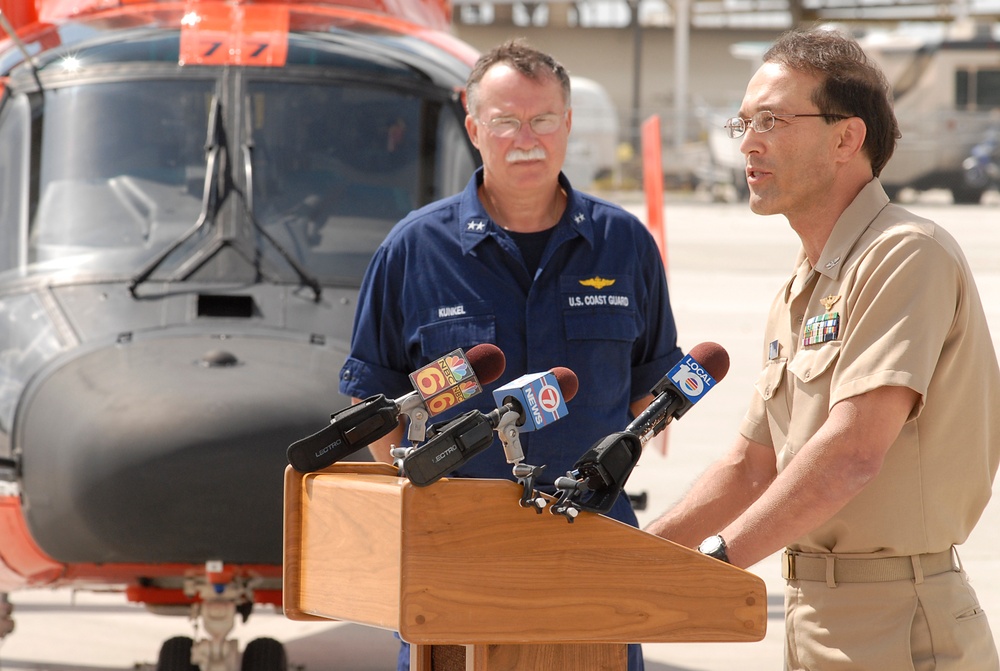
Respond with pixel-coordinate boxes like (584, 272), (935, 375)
(645, 28), (1000, 670)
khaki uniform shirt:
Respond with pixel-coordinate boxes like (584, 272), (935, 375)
(739, 179), (1000, 556)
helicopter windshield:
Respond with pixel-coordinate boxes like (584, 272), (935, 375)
(29, 80), (215, 271)
(19, 75), (473, 286)
(243, 79), (460, 286)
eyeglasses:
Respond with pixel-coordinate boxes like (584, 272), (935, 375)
(724, 110), (850, 139)
(479, 112), (567, 139)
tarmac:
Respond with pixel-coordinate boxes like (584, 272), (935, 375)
(1, 189), (998, 670)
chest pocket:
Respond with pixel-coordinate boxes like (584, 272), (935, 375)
(417, 314), (497, 359)
(560, 276), (639, 409)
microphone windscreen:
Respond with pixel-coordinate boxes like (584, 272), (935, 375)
(687, 342), (730, 383)
(550, 366), (579, 402)
(466, 343), (506, 385)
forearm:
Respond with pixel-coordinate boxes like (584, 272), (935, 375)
(644, 437), (774, 548)
(719, 386), (917, 568)
(720, 445), (871, 567)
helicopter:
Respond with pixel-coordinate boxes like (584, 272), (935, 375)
(0, 0), (481, 667)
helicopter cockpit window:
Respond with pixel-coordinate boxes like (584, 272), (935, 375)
(23, 74), (474, 286)
(246, 80), (445, 284)
(28, 80), (214, 270)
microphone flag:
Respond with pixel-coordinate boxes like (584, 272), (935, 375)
(667, 352), (719, 405)
(409, 348), (483, 416)
(491, 371), (568, 432)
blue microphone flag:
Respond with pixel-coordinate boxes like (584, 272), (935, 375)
(492, 371), (568, 432)
(668, 353), (718, 404)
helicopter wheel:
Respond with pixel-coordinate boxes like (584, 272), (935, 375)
(241, 637), (288, 671)
(157, 636), (199, 671)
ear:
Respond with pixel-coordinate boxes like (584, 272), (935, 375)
(465, 113), (480, 150)
(835, 116), (867, 164)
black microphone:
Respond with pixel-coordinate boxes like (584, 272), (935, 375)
(286, 344), (506, 473)
(400, 409), (496, 487)
(552, 431), (644, 517)
(552, 342), (730, 517)
(402, 366), (579, 487)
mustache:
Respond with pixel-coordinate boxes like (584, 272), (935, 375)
(506, 147), (547, 163)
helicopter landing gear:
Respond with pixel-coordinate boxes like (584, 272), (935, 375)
(156, 633), (287, 671)
(154, 563), (287, 671)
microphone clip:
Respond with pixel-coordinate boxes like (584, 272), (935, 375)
(396, 393), (430, 444)
(493, 407), (524, 464)
(512, 462), (547, 513)
(549, 431), (643, 522)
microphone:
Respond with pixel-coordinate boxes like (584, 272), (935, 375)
(286, 343), (506, 473)
(625, 341), (730, 444)
(490, 367), (578, 465)
(402, 366), (578, 487)
(552, 342), (729, 517)
(399, 409), (496, 487)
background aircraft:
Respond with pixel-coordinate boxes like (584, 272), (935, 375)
(0, 0), (481, 667)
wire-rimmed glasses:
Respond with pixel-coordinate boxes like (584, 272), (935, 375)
(724, 111), (849, 139)
(478, 111), (568, 138)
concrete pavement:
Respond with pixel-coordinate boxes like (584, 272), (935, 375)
(1, 192), (998, 670)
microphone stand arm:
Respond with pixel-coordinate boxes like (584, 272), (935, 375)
(493, 409), (547, 513)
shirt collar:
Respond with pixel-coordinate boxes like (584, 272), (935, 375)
(458, 168), (593, 254)
(814, 178), (891, 280)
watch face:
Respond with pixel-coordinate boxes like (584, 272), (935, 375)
(700, 536), (723, 554)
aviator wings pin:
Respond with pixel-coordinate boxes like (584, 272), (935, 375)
(579, 276), (616, 290)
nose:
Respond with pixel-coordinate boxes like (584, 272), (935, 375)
(739, 128), (762, 157)
(512, 122), (539, 145)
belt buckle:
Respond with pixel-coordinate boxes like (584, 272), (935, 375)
(783, 551), (796, 580)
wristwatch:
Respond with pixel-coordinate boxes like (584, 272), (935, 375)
(698, 534), (730, 563)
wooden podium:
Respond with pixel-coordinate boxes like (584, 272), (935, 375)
(283, 463), (767, 670)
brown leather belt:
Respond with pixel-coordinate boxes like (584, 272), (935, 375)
(782, 547), (959, 585)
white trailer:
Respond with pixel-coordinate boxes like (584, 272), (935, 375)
(703, 22), (1000, 203)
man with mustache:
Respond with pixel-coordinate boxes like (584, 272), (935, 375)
(646, 27), (1000, 670)
(340, 39), (681, 671)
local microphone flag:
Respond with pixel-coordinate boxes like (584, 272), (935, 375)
(668, 353), (718, 405)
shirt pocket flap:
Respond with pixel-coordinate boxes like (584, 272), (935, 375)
(754, 358), (787, 401)
(417, 315), (497, 357)
(787, 341), (841, 383)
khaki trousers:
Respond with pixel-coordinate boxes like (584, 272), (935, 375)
(785, 568), (998, 670)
